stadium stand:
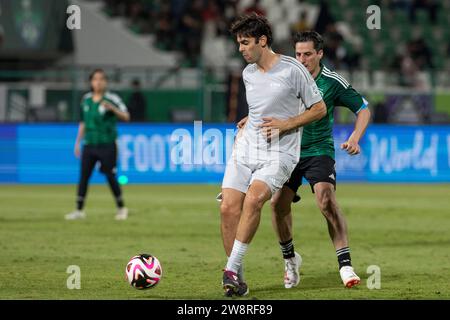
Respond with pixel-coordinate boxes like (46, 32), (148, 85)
(0, 0), (449, 123)
(97, 0), (449, 85)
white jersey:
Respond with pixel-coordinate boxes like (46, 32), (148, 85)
(238, 55), (322, 160)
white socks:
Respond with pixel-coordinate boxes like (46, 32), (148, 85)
(226, 240), (249, 274)
(226, 256), (245, 280)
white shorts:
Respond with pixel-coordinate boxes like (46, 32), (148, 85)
(221, 148), (298, 195)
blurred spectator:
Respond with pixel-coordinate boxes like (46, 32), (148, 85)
(291, 11), (312, 33)
(389, 0), (413, 11)
(409, 0), (438, 24)
(395, 46), (432, 89)
(320, 23), (361, 70)
(180, 0), (204, 66)
(127, 79), (147, 122)
(104, 0), (127, 16)
(389, 46), (418, 87)
(99, 0), (356, 71)
(171, 0), (190, 22)
(314, 0), (335, 34)
(202, 0), (227, 37)
(296, 0), (320, 27)
(202, 0), (220, 23)
(322, 23), (346, 69)
(127, 1), (145, 32)
(400, 54), (419, 86)
(223, 0), (238, 21)
(244, 0), (266, 17)
(155, 2), (175, 50)
(408, 37), (433, 70)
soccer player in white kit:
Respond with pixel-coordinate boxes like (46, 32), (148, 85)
(220, 14), (326, 297)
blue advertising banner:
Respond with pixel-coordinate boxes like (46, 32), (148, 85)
(334, 125), (450, 182)
(0, 123), (449, 184)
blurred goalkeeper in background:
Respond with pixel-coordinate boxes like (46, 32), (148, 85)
(65, 69), (130, 221)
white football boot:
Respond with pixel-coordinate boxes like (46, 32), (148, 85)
(115, 207), (129, 220)
(339, 266), (361, 288)
(65, 210), (86, 220)
(284, 252), (302, 289)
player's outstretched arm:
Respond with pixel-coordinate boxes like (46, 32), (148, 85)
(341, 108), (371, 155)
(260, 100), (326, 138)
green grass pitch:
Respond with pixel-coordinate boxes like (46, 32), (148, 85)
(0, 184), (449, 300)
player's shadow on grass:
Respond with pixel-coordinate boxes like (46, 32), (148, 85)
(248, 273), (340, 296)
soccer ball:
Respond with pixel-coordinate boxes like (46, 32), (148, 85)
(125, 253), (162, 289)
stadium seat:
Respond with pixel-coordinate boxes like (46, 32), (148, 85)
(273, 21), (290, 42)
(267, 5), (283, 23)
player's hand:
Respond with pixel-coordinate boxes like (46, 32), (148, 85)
(74, 143), (81, 158)
(102, 101), (116, 111)
(341, 139), (360, 155)
(260, 117), (290, 139)
(237, 116), (248, 129)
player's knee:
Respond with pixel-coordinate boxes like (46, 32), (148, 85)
(220, 201), (240, 219)
(270, 198), (277, 212)
(244, 194), (265, 212)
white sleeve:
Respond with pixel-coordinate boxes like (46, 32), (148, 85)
(109, 93), (128, 112)
(292, 65), (322, 109)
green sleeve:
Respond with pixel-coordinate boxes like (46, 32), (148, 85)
(334, 84), (368, 114)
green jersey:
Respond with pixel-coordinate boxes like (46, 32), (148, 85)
(301, 64), (368, 159)
(80, 91), (128, 145)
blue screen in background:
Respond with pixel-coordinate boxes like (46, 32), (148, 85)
(334, 125), (450, 182)
(0, 123), (449, 184)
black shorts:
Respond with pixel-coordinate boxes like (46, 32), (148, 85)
(82, 143), (117, 174)
(284, 155), (336, 194)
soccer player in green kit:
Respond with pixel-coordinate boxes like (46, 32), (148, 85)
(236, 31), (371, 288)
(65, 69), (130, 220)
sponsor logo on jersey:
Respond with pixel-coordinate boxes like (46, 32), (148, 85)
(270, 82), (282, 88)
(98, 103), (106, 114)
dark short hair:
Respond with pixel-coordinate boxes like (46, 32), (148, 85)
(292, 31), (324, 52)
(230, 13), (273, 47)
(89, 68), (107, 81)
